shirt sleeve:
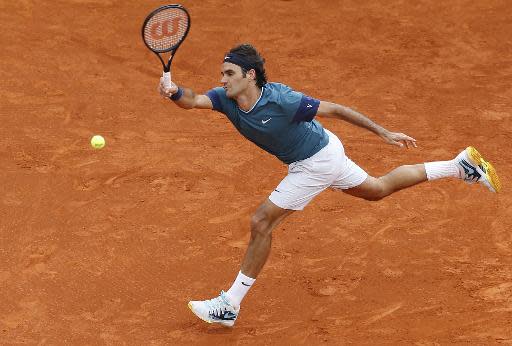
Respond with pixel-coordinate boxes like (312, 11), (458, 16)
(280, 86), (320, 123)
(205, 87), (225, 113)
(291, 94), (320, 122)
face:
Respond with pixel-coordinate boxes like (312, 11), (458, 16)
(220, 62), (256, 98)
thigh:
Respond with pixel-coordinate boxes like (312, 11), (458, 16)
(268, 165), (332, 211)
(330, 156), (369, 190)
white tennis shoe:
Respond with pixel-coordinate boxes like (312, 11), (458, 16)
(454, 146), (501, 193)
(188, 291), (240, 327)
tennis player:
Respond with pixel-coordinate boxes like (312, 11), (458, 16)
(157, 43), (501, 327)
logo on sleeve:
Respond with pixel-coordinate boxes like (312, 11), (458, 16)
(262, 118), (272, 124)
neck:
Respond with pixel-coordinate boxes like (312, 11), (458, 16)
(236, 84), (262, 112)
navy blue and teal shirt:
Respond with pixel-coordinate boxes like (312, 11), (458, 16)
(206, 82), (329, 164)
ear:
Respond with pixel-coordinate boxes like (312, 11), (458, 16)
(247, 69), (257, 81)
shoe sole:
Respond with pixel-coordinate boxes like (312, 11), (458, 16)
(187, 302), (235, 327)
(466, 146), (501, 193)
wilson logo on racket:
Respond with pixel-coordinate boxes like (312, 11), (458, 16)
(150, 17), (183, 39)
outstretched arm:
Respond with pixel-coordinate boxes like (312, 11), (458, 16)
(316, 101), (417, 148)
(157, 78), (213, 110)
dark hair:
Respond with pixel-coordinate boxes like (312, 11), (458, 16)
(228, 43), (267, 88)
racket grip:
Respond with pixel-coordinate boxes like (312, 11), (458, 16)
(162, 71), (172, 89)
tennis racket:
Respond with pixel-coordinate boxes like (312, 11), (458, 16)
(141, 4), (191, 89)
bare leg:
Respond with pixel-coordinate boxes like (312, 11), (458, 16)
(187, 199), (294, 325)
(344, 164), (427, 201)
(240, 199), (294, 278)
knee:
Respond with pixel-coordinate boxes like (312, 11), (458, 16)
(250, 211), (272, 237)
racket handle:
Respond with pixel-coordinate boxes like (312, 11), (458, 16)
(162, 71), (172, 89)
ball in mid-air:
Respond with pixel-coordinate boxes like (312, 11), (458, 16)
(90, 135), (105, 149)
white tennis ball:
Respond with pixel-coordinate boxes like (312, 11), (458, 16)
(90, 135), (105, 149)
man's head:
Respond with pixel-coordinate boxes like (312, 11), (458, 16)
(221, 43), (267, 98)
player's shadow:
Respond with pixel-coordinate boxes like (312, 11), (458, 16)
(179, 320), (235, 335)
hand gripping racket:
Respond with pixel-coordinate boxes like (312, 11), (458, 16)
(141, 4), (191, 89)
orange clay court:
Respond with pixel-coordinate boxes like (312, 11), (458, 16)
(1, 0), (511, 344)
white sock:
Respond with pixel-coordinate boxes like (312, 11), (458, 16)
(225, 271), (255, 308)
(424, 160), (460, 181)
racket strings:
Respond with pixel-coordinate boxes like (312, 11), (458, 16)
(143, 9), (189, 52)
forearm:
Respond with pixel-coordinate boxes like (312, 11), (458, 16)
(334, 105), (389, 136)
(170, 86), (198, 109)
(317, 101), (416, 147)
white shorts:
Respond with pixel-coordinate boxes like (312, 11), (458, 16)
(269, 130), (368, 210)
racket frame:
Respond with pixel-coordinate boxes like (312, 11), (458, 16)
(141, 4), (191, 74)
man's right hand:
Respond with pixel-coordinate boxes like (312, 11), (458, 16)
(158, 77), (179, 98)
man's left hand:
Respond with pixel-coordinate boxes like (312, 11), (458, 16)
(381, 131), (417, 148)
